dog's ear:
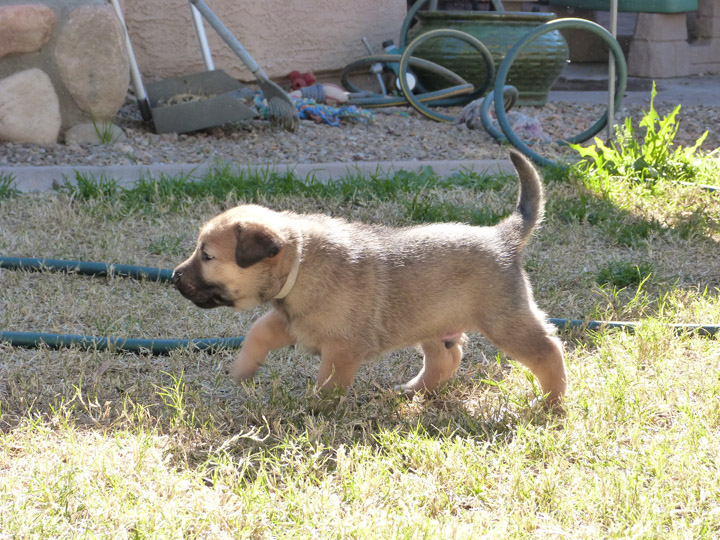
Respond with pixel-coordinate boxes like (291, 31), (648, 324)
(234, 224), (280, 268)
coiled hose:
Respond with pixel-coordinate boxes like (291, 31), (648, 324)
(346, 2), (629, 166)
(342, 29), (495, 113)
(0, 257), (716, 356)
(485, 17), (627, 167)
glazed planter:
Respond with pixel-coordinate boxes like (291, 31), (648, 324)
(406, 11), (569, 106)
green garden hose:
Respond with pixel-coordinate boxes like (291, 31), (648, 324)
(1, 257), (716, 356)
(0, 256), (173, 282)
(478, 86), (519, 141)
(382, 1), (632, 166)
(0, 256), (244, 354)
(489, 18), (628, 166)
(394, 0), (498, 112)
(397, 28), (495, 121)
(398, 0), (432, 49)
(343, 0), (496, 112)
(0, 331), (244, 354)
(348, 85), (474, 108)
(342, 52), (479, 108)
(548, 318), (718, 338)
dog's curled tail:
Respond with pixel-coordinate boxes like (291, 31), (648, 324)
(499, 150), (545, 252)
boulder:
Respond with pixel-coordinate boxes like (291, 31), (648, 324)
(0, 69), (61, 144)
(55, 4), (129, 119)
(0, 4), (57, 58)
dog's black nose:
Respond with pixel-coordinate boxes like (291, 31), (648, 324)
(171, 270), (181, 287)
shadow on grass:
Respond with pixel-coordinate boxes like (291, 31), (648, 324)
(0, 339), (548, 476)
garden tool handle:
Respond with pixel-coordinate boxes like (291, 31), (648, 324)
(190, 2), (215, 71)
(109, 0), (152, 121)
(189, 0), (264, 79)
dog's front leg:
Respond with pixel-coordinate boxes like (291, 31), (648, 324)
(316, 341), (364, 394)
(232, 309), (295, 383)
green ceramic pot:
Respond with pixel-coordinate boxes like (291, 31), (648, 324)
(406, 11), (569, 106)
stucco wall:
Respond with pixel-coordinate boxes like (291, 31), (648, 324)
(121, 0), (407, 83)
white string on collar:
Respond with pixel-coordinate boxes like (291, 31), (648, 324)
(273, 255), (301, 300)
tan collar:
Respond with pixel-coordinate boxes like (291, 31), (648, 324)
(274, 255), (301, 300)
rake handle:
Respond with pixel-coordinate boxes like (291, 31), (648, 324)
(189, 0), (266, 80)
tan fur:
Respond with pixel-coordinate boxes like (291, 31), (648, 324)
(173, 151), (567, 406)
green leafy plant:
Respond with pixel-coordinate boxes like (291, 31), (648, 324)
(0, 173), (19, 199)
(571, 82), (708, 184)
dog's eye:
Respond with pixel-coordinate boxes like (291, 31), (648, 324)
(201, 251), (213, 262)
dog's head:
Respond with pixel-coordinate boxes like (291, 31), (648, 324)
(173, 205), (297, 311)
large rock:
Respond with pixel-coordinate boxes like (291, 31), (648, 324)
(0, 68), (61, 144)
(0, 4), (57, 58)
(54, 4), (129, 119)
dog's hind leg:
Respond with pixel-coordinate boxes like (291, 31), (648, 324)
(232, 309), (296, 383)
(398, 338), (464, 396)
(479, 310), (566, 407)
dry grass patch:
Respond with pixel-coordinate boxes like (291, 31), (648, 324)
(1, 162), (719, 538)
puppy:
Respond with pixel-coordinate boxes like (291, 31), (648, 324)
(173, 151), (567, 406)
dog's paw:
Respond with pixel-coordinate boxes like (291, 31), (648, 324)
(231, 356), (261, 384)
(307, 384), (347, 414)
(529, 395), (566, 416)
(393, 383), (423, 400)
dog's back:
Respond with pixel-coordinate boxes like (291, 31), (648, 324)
(281, 150), (547, 354)
(278, 150), (565, 404)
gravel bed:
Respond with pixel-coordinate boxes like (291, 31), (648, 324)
(1, 93), (718, 169)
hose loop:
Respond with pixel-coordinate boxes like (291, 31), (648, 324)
(491, 18), (627, 166)
(397, 28), (495, 121)
(478, 85), (520, 141)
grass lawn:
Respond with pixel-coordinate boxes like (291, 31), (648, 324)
(0, 139), (719, 538)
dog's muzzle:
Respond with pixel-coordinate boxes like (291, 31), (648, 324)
(171, 268), (233, 309)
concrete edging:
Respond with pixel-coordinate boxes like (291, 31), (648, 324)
(1, 159), (516, 193)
